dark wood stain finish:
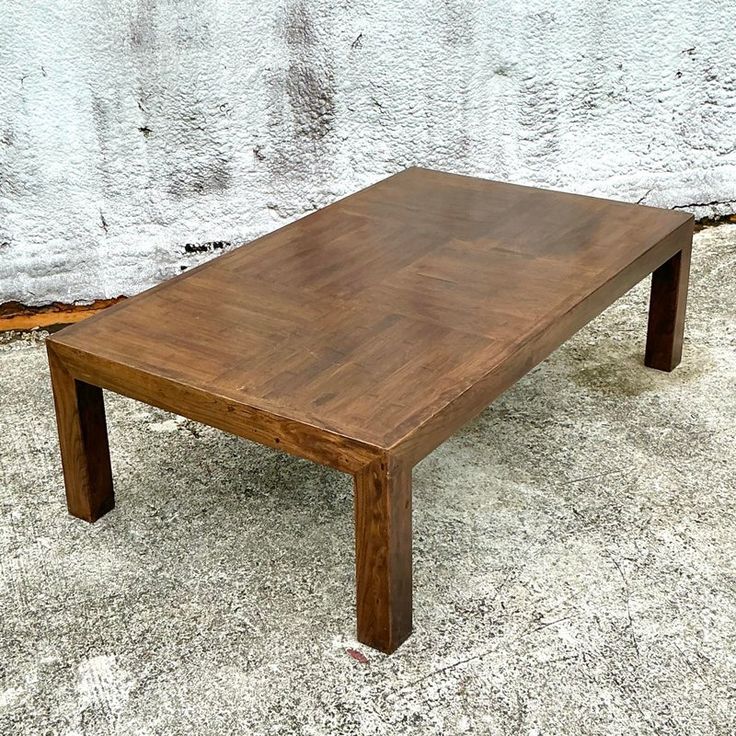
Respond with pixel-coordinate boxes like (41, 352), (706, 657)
(47, 348), (114, 522)
(47, 167), (693, 653)
(645, 244), (692, 371)
(354, 455), (412, 653)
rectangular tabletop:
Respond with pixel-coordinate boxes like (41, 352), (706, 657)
(48, 167), (693, 469)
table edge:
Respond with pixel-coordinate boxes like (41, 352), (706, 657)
(415, 166), (695, 223)
(386, 214), (695, 466)
(47, 171), (695, 474)
(45, 338), (384, 474)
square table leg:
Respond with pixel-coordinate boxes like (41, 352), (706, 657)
(47, 346), (114, 522)
(645, 243), (692, 372)
(354, 456), (412, 654)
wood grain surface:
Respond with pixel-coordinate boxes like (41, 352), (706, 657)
(645, 245), (692, 371)
(47, 345), (114, 522)
(354, 455), (412, 653)
(47, 167), (693, 652)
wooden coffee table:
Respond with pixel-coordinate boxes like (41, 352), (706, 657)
(47, 168), (693, 653)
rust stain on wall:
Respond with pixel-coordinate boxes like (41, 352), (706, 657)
(0, 297), (126, 332)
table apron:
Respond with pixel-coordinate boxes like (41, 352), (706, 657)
(45, 341), (382, 474)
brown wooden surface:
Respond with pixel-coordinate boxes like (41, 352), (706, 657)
(48, 168), (693, 456)
(47, 344), (114, 522)
(354, 456), (412, 653)
(47, 166), (694, 652)
(645, 243), (692, 371)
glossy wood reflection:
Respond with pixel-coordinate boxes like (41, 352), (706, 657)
(47, 167), (694, 653)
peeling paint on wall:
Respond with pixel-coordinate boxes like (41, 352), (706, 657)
(0, 0), (735, 305)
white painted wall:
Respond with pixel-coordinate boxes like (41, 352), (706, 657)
(1, 0), (734, 305)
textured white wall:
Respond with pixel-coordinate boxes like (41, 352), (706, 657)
(1, 0), (734, 305)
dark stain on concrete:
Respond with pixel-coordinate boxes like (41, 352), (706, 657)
(183, 241), (229, 254)
(518, 73), (560, 168)
(281, 2), (335, 141)
(284, 1), (316, 47)
(572, 359), (658, 397)
(694, 213), (736, 231)
(286, 62), (335, 140)
(452, 134), (473, 164)
(130, 0), (157, 49)
(89, 95), (121, 199)
(168, 157), (232, 197)
(265, 201), (292, 219)
(265, 0), (337, 181)
(164, 105), (233, 198)
(129, 1), (158, 156)
(129, 0), (233, 200)
(569, 341), (712, 397)
(517, 14), (560, 159)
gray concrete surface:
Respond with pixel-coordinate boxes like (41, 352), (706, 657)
(1, 224), (735, 735)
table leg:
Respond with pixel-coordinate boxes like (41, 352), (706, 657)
(645, 244), (691, 372)
(354, 456), (412, 653)
(47, 345), (114, 522)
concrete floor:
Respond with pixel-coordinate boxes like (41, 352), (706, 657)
(1, 225), (735, 736)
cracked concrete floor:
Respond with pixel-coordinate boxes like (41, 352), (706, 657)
(1, 225), (735, 736)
